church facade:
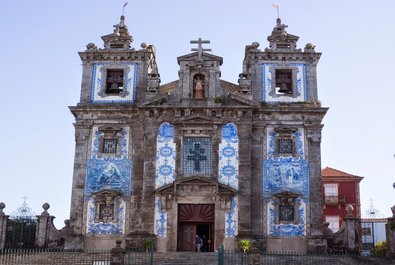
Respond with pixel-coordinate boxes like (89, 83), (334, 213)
(67, 16), (328, 252)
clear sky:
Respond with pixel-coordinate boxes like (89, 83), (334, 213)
(0, 0), (394, 228)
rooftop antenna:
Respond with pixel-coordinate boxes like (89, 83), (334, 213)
(122, 2), (128, 16)
(272, 3), (280, 19)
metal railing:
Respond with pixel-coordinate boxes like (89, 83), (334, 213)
(218, 247), (394, 265)
(324, 195), (346, 205)
(0, 249), (110, 265)
(122, 249), (153, 265)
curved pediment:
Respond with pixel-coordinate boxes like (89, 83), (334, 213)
(155, 176), (237, 196)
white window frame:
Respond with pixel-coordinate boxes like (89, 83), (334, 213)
(325, 216), (340, 232)
(324, 183), (338, 196)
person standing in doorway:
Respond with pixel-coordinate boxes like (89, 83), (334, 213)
(195, 234), (202, 252)
(202, 235), (208, 252)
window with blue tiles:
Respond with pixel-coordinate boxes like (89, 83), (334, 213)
(182, 137), (212, 175)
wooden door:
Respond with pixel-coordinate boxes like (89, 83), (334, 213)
(177, 223), (195, 251)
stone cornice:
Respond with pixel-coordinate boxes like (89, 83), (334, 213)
(78, 49), (152, 61)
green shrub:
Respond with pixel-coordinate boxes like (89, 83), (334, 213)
(142, 239), (153, 250)
(239, 239), (252, 253)
(371, 241), (386, 257)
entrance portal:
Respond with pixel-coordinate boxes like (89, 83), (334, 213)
(177, 204), (214, 252)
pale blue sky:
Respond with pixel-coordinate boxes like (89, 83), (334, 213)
(0, 0), (394, 228)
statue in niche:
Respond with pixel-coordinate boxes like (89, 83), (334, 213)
(194, 75), (205, 99)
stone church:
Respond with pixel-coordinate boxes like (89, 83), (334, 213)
(67, 15), (327, 252)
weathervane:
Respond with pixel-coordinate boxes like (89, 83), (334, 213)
(272, 3), (280, 18)
(122, 2), (128, 16)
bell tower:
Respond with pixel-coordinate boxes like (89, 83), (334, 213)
(67, 15), (160, 249)
(241, 18), (327, 252)
(241, 18), (321, 103)
(176, 38), (224, 106)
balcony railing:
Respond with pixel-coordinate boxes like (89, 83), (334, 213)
(324, 195), (346, 205)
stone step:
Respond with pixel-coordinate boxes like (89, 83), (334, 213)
(153, 252), (217, 265)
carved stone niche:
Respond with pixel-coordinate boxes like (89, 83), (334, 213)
(273, 191), (300, 225)
(92, 190), (122, 224)
(97, 126), (123, 158)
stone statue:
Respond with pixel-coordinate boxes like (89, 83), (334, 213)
(194, 76), (204, 99)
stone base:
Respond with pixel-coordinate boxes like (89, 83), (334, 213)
(125, 232), (156, 251)
(266, 238), (307, 253)
(84, 235), (123, 249)
(156, 237), (167, 252)
(307, 237), (327, 252)
(386, 218), (395, 258)
(223, 237), (235, 251)
(64, 234), (84, 250)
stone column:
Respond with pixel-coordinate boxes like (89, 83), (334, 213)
(386, 206), (395, 258)
(110, 240), (125, 265)
(332, 204), (359, 253)
(35, 203), (60, 248)
(0, 202), (9, 250)
(306, 127), (327, 252)
(66, 123), (91, 249)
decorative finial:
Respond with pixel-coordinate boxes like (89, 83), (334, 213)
(0, 202), (5, 216)
(41, 202), (50, 216)
(345, 204), (354, 217)
(365, 198), (379, 218)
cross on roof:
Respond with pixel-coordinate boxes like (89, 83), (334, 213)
(190, 38), (211, 59)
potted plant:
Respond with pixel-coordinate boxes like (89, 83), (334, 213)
(239, 239), (252, 253)
(142, 239), (153, 252)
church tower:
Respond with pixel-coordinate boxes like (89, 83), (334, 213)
(67, 16), (327, 252)
(67, 16), (160, 249)
(239, 18), (327, 252)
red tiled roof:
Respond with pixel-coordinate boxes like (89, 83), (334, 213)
(321, 166), (363, 180)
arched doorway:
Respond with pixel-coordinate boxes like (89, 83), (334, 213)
(177, 204), (214, 252)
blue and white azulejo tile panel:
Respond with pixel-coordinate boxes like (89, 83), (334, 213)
(182, 137), (212, 175)
(85, 159), (132, 196)
(218, 123), (239, 190)
(264, 127), (308, 196)
(263, 157), (309, 196)
(155, 123), (176, 189)
(86, 198), (126, 235)
(91, 126), (130, 160)
(267, 127), (305, 159)
(90, 63), (137, 103)
(154, 196), (167, 238)
(263, 127), (309, 237)
(85, 126), (132, 196)
(261, 63), (307, 103)
(267, 198), (306, 236)
(225, 196), (238, 238)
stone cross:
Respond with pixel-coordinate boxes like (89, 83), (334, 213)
(190, 38), (211, 60)
(187, 143), (207, 171)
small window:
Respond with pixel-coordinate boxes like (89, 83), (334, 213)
(106, 69), (124, 94)
(98, 203), (115, 223)
(325, 216), (340, 232)
(103, 139), (118, 154)
(273, 193), (299, 224)
(278, 138), (293, 154)
(275, 69), (293, 95)
(324, 184), (338, 196)
(279, 204), (294, 222)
